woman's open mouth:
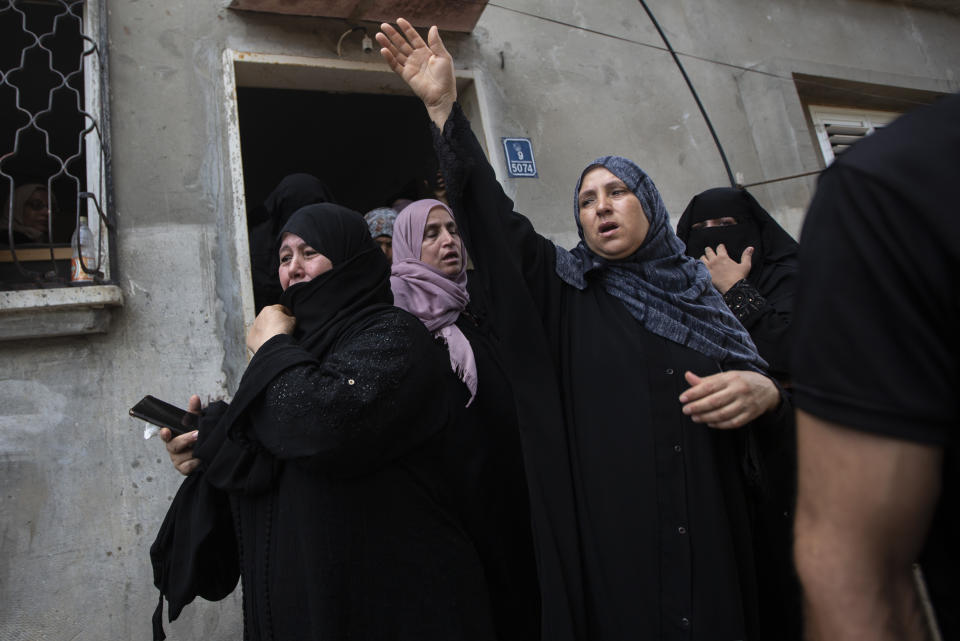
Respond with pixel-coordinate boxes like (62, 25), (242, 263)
(598, 221), (619, 237)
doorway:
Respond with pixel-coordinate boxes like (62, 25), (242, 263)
(224, 51), (490, 323)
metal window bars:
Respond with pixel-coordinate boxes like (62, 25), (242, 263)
(0, 0), (111, 289)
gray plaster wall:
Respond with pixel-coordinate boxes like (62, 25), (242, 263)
(0, 0), (957, 639)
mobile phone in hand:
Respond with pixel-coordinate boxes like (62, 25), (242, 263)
(129, 395), (199, 437)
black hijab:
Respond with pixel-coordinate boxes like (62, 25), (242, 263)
(676, 188), (799, 296)
(277, 203), (394, 353)
(251, 173), (337, 227)
(206, 203), (393, 486)
(151, 204), (393, 639)
(249, 174), (337, 311)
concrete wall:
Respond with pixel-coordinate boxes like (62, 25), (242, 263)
(1, 0), (957, 638)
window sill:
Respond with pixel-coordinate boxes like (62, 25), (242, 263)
(0, 285), (124, 341)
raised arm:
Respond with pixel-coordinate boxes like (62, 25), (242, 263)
(378, 19), (560, 319)
(376, 19), (456, 129)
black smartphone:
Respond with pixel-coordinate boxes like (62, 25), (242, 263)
(129, 395), (199, 436)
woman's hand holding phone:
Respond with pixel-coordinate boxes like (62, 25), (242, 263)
(160, 394), (202, 476)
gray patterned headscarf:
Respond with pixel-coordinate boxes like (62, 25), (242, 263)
(555, 156), (766, 370)
(364, 207), (397, 239)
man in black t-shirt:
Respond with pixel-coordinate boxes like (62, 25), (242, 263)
(791, 93), (959, 641)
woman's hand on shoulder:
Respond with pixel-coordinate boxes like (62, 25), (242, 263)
(247, 304), (295, 354)
(679, 369), (780, 429)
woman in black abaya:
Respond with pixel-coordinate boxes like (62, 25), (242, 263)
(390, 198), (540, 641)
(676, 188), (799, 382)
(153, 203), (495, 641)
(677, 188), (802, 640)
(377, 20), (790, 641)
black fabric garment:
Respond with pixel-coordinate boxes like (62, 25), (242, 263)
(153, 203), (496, 641)
(150, 402), (238, 641)
(276, 203), (394, 354)
(677, 188), (802, 639)
(441, 310), (541, 641)
(740, 406), (801, 641)
(433, 102), (784, 641)
(1, 230), (39, 247)
(677, 188), (798, 381)
(209, 317), (495, 641)
(248, 174), (336, 312)
(792, 93), (960, 637)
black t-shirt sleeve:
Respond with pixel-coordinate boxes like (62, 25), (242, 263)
(791, 161), (960, 446)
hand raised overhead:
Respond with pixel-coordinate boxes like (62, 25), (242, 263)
(376, 18), (457, 128)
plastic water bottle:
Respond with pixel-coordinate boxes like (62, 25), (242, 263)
(70, 215), (97, 284)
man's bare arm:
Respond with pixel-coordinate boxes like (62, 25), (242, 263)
(794, 409), (942, 641)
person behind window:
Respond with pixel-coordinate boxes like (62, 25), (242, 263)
(377, 20), (790, 641)
(1, 183), (56, 245)
(248, 173), (336, 312)
(676, 187), (798, 383)
(363, 206), (398, 261)
(152, 203), (496, 641)
(390, 198), (540, 641)
(792, 93), (960, 641)
(677, 187), (802, 640)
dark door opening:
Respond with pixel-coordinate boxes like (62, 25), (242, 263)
(237, 87), (439, 217)
(236, 86), (442, 311)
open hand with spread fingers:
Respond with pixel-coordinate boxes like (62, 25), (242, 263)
(700, 243), (753, 294)
(376, 18), (457, 128)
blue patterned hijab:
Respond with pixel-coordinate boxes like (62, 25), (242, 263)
(555, 156), (766, 370)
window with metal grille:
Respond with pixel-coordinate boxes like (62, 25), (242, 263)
(0, 0), (111, 292)
(809, 105), (899, 165)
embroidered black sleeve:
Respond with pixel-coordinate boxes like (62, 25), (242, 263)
(723, 279), (767, 324)
(430, 102), (474, 210)
(249, 309), (446, 473)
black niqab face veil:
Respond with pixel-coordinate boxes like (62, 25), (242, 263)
(277, 203), (393, 353)
(677, 188), (799, 287)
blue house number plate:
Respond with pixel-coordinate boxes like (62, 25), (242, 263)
(502, 137), (538, 178)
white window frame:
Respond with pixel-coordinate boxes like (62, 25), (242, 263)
(809, 105), (900, 165)
(0, 0), (122, 341)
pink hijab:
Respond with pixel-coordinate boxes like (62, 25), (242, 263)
(390, 199), (477, 406)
